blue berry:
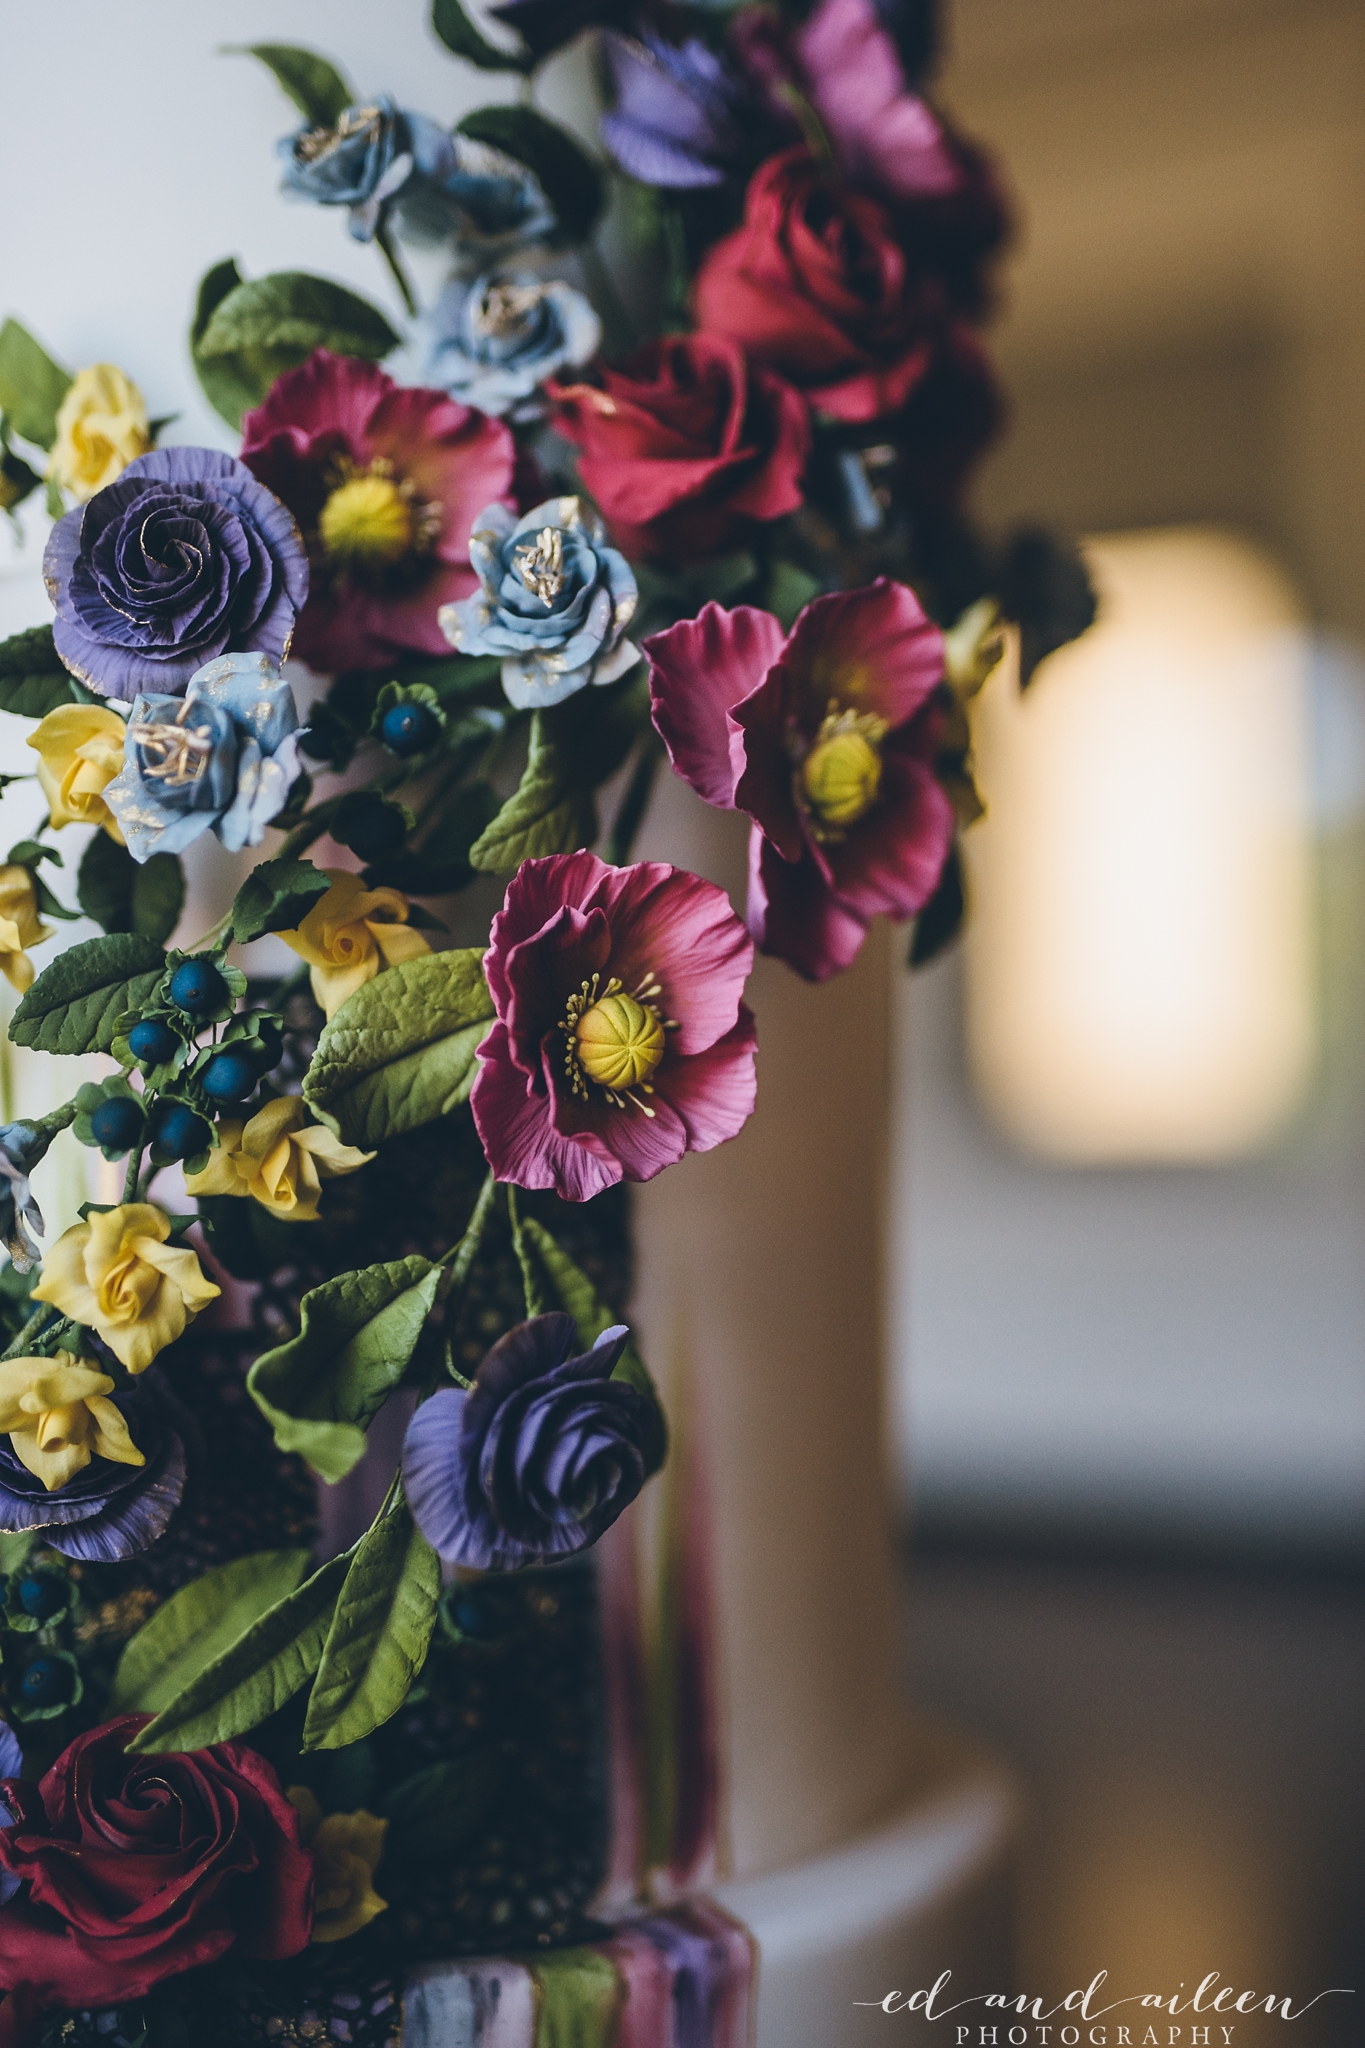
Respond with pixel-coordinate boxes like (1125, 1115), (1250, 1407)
(381, 702), (439, 755)
(168, 959), (227, 1016)
(19, 1657), (73, 1707)
(89, 1097), (143, 1154)
(17, 1574), (64, 1622)
(128, 1020), (179, 1066)
(452, 1590), (496, 1641)
(149, 1100), (211, 1161)
(201, 1051), (257, 1103)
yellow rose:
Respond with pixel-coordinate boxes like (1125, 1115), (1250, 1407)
(0, 1355), (143, 1492)
(287, 1787), (389, 1944)
(27, 703), (128, 842)
(185, 1096), (373, 1222)
(278, 868), (430, 1021)
(32, 1202), (220, 1374)
(47, 364), (152, 503)
(0, 865), (53, 994)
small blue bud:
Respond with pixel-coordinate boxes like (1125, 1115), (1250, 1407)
(201, 1051), (258, 1103)
(19, 1657), (73, 1707)
(168, 959), (227, 1016)
(452, 1590), (496, 1640)
(17, 1574), (64, 1622)
(128, 1020), (180, 1066)
(149, 1100), (211, 1162)
(89, 1098), (144, 1155)
(381, 702), (440, 755)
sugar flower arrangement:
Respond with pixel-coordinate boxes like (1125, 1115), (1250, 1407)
(0, 0), (1093, 2017)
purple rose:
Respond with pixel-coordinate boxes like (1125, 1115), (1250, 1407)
(599, 30), (768, 190)
(402, 1312), (663, 1570)
(0, 1367), (186, 1563)
(43, 448), (309, 701)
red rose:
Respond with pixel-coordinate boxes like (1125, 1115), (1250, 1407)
(0, 1717), (313, 2009)
(692, 146), (943, 425)
(549, 333), (810, 562)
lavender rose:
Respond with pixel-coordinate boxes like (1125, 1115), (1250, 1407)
(0, 1364), (187, 1563)
(42, 448), (309, 702)
(402, 1313), (664, 1570)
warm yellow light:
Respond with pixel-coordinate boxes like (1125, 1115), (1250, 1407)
(964, 527), (1314, 1162)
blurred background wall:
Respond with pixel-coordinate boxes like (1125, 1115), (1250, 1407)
(891, 0), (1365, 1564)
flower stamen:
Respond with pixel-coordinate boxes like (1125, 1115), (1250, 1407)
(796, 698), (889, 841)
(514, 527), (565, 606)
(561, 971), (666, 1109)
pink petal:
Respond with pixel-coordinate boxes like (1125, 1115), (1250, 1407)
(732, 659), (805, 861)
(806, 340), (935, 425)
(657, 1007), (758, 1152)
(823, 752), (956, 922)
(485, 853), (620, 1016)
(552, 1081), (690, 1185)
(797, 0), (962, 202)
(747, 824), (870, 983)
(584, 861), (754, 1056)
(472, 1024), (622, 1199)
(780, 578), (945, 729)
(646, 603), (788, 811)
(503, 906), (611, 1069)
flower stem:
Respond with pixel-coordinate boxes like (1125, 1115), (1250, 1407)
(1, 1304), (59, 1363)
(375, 224), (419, 320)
(606, 731), (663, 867)
(122, 1146), (143, 1205)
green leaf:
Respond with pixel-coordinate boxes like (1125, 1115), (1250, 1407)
(431, 0), (532, 72)
(763, 558), (822, 630)
(76, 834), (184, 945)
(457, 106), (601, 244)
(190, 259), (256, 431)
(302, 1501), (440, 1750)
(378, 1750), (505, 1864)
(9, 933), (165, 1056)
(511, 1212), (667, 1476)
(197, 271), (400, 431)
(247, 1256), (442, 1483)
(127, 1552), (351, 1754)
(469, 712), (597, 874)
(302, 948), (495, 1149)
(0, 625), (80, 720)
(0, 320), (72, 451)
(231, 856), (331, 944)
(108, 1548), (312, 1716)
(231, 43), (354, 126)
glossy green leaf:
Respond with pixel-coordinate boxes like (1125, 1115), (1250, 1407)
(457, 106), (601, 243)
(431, 0), (531, 72)
(9, 933), (165, 1055)
(232, 42), (354, 125)
(0, 320), (72, 451)
(378, 1749), (505, 1864)
(0, 626), (79, 719)
(469, 712), (597, 873)
(76, 834), (184, 945)
(247, 1256), (441, 1482)
(127, 1551), (351, 1754)
(192, 267), (399, 431)
(511, 1213), (667, 1476)
(109, 1548), (312, 1715)
(231, 856), (331, 944)
(303, 948), (495, 1149)
(303, 1501), (440, 1750)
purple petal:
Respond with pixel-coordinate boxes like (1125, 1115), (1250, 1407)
(402, 1389), (471, 1560)
(41, 1434), (187, 1563)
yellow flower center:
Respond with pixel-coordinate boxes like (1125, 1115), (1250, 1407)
(799, 704), (889, 837)
(319, 471), (415, 571)
(576, 992), (666, 1091)
(561, 972), (671, 1113)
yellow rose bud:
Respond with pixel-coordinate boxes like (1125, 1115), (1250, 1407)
(32, 1202), (220, 1374)
(0, 865), (53, 994)
(185, 1096), (373, 1223)
(277, 868), (430, 1021)
(0, 1355), (144, 1493)
(287, 1786), (389, 1944)
(27, 703), (128, 842)
(47, 364), (153, 503)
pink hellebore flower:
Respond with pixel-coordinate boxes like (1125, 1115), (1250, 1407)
(646, 580), (954, 982)
(472, 853), (757, 1203)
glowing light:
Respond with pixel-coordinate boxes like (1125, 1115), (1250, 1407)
(964, 527), (1314, 1162)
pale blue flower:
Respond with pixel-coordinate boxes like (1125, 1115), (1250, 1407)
(425, 273), (601, 421)
(439, 496), (639, 712)
(104, 653), (301, 863)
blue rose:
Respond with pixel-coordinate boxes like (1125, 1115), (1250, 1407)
(425, 273), (601, 422)
(439, 495), (638, 712)
(280, 98), (554, 259)
(103, 654), (301, 863)
(0, 1124), (45, 1273)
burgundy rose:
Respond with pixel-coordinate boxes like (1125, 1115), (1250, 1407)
(0, 1717), (313, 2008)
(691, 146), (944, 425)
(239, 349), (514, 673)
(550, 333), (810, 562)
